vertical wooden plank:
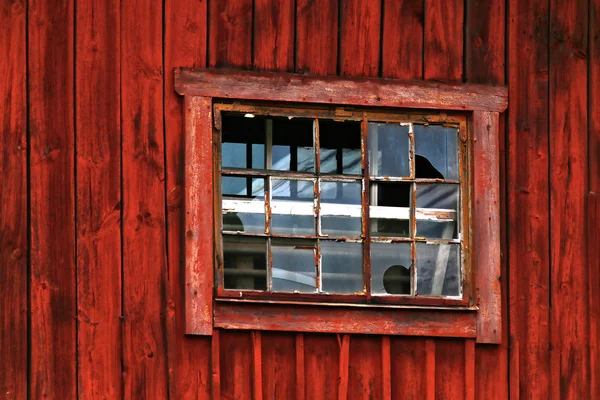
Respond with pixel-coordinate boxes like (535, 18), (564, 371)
(164, 0), (211, 396)
(184, 95), (213, 335)
(424, 340), (435, 400)
(75, 0), (122, 397)
(339, 0), (381, 77)
(549, 0), (589, 398)
(464, 339), (475, 400)
(508, 0), (551, 398)
(295, 0), (338, 75)
(588, 194), (599, 399)
(424, 0), (464, 81)
(209, 0), (253, 69)
(0, 1), (27, 398)
(212, 329), (221, 400)
(304, 334), (339, 400)
(220, 331), (253, 400)
(121, 0), (168, 396)
(261, 333), (296, 399)
(338, 334), (350, 400)
(465, 0), (508, 395)
(381, 337), (391, 400)
(390, 338), (428, 399)
(435, 339), (465, 400)
(296, 334), (306, 400)
(381, 0), (424, 80)
(252, 332), (263, 400)
(253, 0), (294, 72)
(347, 337), (383, 400)
(28, 0), (76, 397)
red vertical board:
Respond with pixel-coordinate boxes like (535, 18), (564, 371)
(209, 0), (253, 69)
(508, 0), (551, 398)
(261, 333), (296, 399)
(381, 0), (424, 80)
(549, 0), (590, 398)
(390, 338), (428, 399)
(0, 1), (27, 398)
(253, 0), (294, 72)
(296, 0), (338, 75)
(435, 339), (465, 399)
(219, 331), (253, 399)
(121, 0), (169, 397)
(75, 0), (122, 397)
(28, 0), (76, 397)
(424, 0), (463, 81)
(164, 0), (211, 397)
(304, 334), (340, 400)
(339, 0), (381, 77)
(348, 337), (383, 400)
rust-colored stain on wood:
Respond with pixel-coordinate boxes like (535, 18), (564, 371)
(1, 0), (597, 399)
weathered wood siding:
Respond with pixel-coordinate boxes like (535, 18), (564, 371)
(0, 0), (597, 398)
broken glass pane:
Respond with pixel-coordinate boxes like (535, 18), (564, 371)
(414, 124), (459, 180)
(370, 182), (411, 237)
(271, 117), (315, 172)
(319, 120), (361, 175)
(416, 242), (460, 296)
(371, 242), (412, 295)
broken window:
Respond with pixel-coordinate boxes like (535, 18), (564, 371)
(217, 104), (467, 303)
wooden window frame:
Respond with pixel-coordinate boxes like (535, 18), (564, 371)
(175, 68), (506, 343)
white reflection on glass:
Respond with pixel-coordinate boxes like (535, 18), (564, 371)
(320, 181), (362, 237)
(415, 184), (459, 239)
(222, 176), (265, 233)
(271, 239), (317, 293)
(271, 179), (315, 235)
(416, 242), (460, 296)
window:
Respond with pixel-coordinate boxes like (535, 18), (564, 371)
(175, 68), (506, 343)
(216, 105), (468, 305)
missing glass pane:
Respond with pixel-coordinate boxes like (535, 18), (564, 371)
(371, 242), (412, 295)
(222, 113), (266, 169)
(320, 241), (364, 294)
(414, 124), (459, 180)
(319, 120), (361, 175)
(368, 123), (410, 178)
(416, 242), (460, 296)
(415, 184), (459, 239)
(271, 239), (317, 293)
(223, 236), (267, 290)
(271, 117), (315, 172)
(320, 181), (362, 237)
(370, 182), (412, 237)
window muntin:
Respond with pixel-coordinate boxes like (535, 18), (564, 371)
(217, 104), (468, 304)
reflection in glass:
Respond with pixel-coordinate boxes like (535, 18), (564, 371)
(222, 176), (265, 233)
(319, 120), (361, 175)
(416, 242), (460, 296)
(368, 123), (410, 177)
(415, 184), (459, 239)
(370, 182), (411, 237)
(320, 241), (363, 294)
(271, 179), (315, 235)
(271, 117), (315, 172)
(271, 239), (317, 292)
(320, 181), (362, 236)
(414, 124), (459, 180)
(223, 236), (267, 290)
(371, 242), (412, 295)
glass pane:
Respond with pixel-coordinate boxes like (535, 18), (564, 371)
(223, 236), (267, 290)
(222, 176), (265, 233)
(271, 117), (315, 172)
(319, 120), (361, 175)
(320, 181), (362, 237)
(416, 242), (460, 296)
(368, 123), (410, 178)
(370, 182), (411, 237)
(271, 239), (317, 293)
(415, 184), (459, 239)
(371, 242), (412, 295)
(271, 179), (315, 235)
(222, 113), (265, 169)
(414, 124), (459, 180)
(320, 241), (363, 294)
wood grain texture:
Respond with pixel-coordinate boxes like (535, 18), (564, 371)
(381, 336), (391, 400)
(588, 193), (599, 399)
(508, 0), (551, 398)
(214, 302), (477, 337)
(425, 340), (435, 400)
(75, 0), (122, 397)
(175, 68), (508, 112)
(549, 0), (590, 398)
(473, 111), (502, 344)
(120, 0), (168, 396)
(251, 331), (263, 400)
(424, 0), (464, 81)
(219, 331), (253, 399)
(261, 333), (296, 399)
(302, 335), (339, 400)
(348, 337), (382, 400)
(28, 0), (77, 397)
(164, 0), (211, 396)
(211, 329), (221, 400)
(435, 340), (465, 399)
(0, 1), (27, 398)
(295, 0), (338, 75)
(253, 0), (294, 72)
(381, 0), (423, 80)
(209, 0), (252, 69)
(339, 0), (381, 77)
(184, 96), (214, 335)
(464, 339), (475, 400)
(390, 338), (428, 399)
(338, 334), (350, 400)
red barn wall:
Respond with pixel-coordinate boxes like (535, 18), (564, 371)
(1, 0), (598, 398)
